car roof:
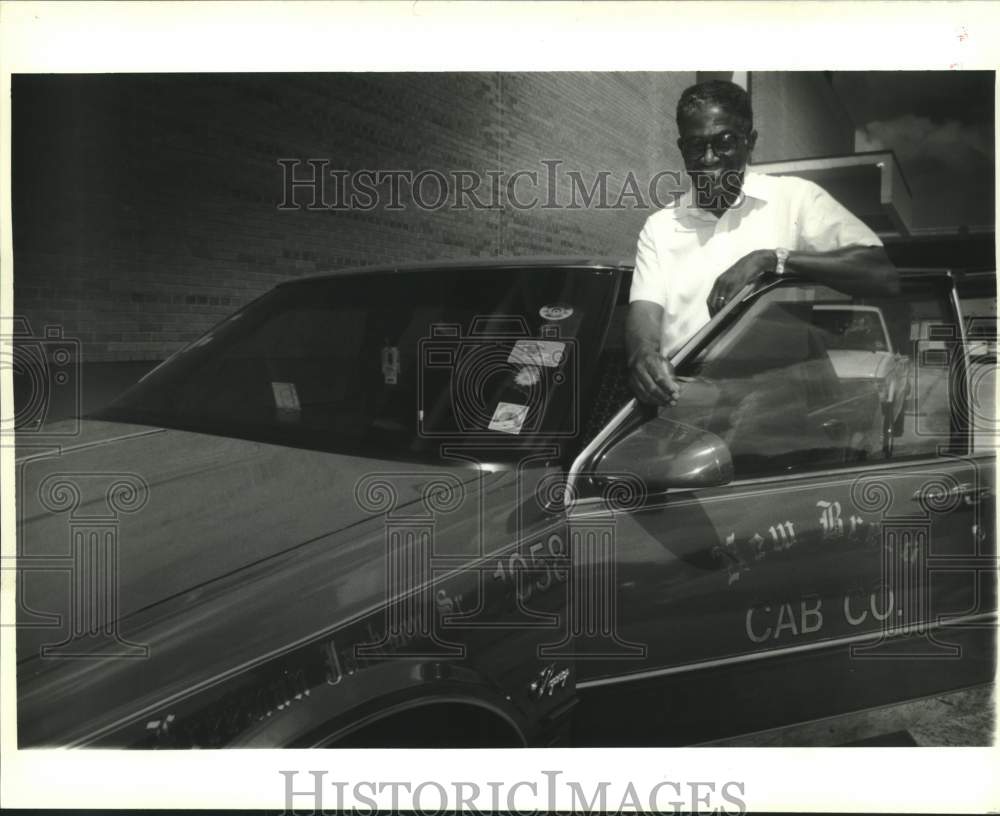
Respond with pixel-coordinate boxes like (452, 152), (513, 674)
(281, 256), (634, 285)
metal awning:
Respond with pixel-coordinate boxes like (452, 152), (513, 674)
(753, 150), (913, 237)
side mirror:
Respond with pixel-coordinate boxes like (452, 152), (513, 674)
(595, 413), (734, 492)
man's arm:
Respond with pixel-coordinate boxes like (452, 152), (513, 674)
(786, 244), (899, 295)
(626, 300), (680, 406)
(707, 245), (899, 315)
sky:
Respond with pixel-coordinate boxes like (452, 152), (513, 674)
(830, 71), (995, 232)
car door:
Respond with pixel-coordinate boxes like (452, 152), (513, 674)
(568, 273), (996, 746)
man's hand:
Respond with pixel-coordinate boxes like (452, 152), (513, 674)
(626, 299), (680, 406)
(629, 349), (680, 406)
(707, 248), (775, 316)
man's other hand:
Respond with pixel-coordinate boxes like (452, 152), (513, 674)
(629, 350), (681, 406)
(707, 248), (775, 316)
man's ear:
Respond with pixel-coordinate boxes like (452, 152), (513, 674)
(746, 128), (758, 155)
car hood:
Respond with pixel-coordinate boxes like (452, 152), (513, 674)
(15, 419), (485, 665)
(825, 349), (892, 379)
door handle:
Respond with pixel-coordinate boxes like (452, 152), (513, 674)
(912, 482), (993, 505)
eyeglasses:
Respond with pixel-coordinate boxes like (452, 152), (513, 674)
(678, 130), (748, 160)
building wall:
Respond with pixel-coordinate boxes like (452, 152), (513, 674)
(751, 72), (856, 163)
(12, 72), (693, 362)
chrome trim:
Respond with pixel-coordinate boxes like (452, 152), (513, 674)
(15, 427), (167, 463)
(566, 398), (636, 502)
(949, 279), (976, 454)
(576, 611), (997, 690)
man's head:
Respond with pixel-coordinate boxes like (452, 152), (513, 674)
(676, 79), (757, 212)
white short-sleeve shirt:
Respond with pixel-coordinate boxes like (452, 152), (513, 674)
(629, 171), (884, 357)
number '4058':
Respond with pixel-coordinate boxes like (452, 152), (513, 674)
(492, 533), (567, 603)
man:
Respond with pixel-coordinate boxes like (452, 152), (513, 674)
(627, 79), (899, 406)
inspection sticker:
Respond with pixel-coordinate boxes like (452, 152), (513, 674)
(489, 402), (529, 434)
(508, 339), (565, 368)
(271, 381), (301, 411)
(514, 366), (541, 387)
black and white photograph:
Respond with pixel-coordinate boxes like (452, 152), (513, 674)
(1, 3), (997, 813)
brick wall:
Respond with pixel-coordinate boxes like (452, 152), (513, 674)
(751, 72), (855, 163)
(12, 72), (694, 362)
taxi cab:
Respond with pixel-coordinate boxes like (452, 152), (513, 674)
(14, 258), (996, 747)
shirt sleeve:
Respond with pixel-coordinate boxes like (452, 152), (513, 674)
(796, 179), (883, 252)
(629, 218), (669, 305)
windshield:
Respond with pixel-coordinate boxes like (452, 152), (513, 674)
(97, 266), (617, 460)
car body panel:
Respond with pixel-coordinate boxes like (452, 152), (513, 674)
(569, 454), (995, 744)
(17, 451), (573, 746)
(16, 422), (489, 661)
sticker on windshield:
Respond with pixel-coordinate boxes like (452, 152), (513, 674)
(271, 381), (301, 412)
(489, 402), (529, 435)
(539, 303), (573, 321)
(381, 343), (400, 385)
(508, 339), (566, 368)
(514, 365), (541, 387)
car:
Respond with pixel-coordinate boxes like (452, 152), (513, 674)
(808, 304), (911, 455)
(966, 316), (997, 363)
(14, 259), (996, 748)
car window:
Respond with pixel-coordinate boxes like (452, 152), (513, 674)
(651, 279), (958, 480)
(98, 267), (617, 459)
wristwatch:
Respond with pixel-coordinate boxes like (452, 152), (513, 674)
(774, 247), (790, 277)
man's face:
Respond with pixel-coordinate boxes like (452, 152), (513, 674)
(677, 102), (757, 210)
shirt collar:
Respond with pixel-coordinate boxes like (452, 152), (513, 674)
(678, 169), (770, 221)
